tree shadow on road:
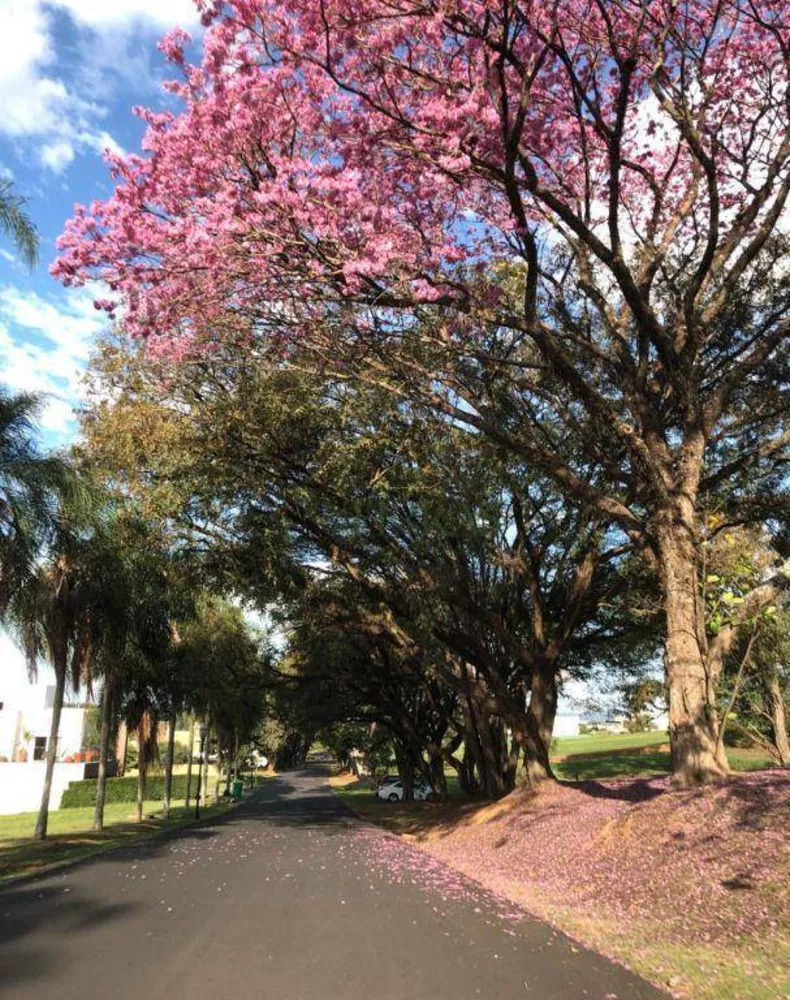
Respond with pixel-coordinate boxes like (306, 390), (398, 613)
(0, 884), (138, 988)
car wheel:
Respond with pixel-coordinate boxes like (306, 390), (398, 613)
(388, 793), (399, 802)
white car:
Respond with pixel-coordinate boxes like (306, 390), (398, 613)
(376, 778), (436, 803)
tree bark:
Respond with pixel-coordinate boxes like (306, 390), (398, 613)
(658, 517), (729, 784)
(765, 664), (790, 766)
(93, 677), (114, 832)
(136, 721), (146, 823)
(201, 730), (210, 806)
(522, 657), (558, 788)
(118, 723), (129, 777)
(162, 714), (176, 819)
(34, 660), (66, 840)
(184, 717), (195, 810)
(427, 744), (447, 800)
(395, 745), (415, 801)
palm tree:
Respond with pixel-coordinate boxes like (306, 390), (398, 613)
(6, 553), (88, 838)
(4, 487), (109, 839)
(90, 516), (185, 830)
(0, 389), (69, 611)
(0, 181), (39, 269)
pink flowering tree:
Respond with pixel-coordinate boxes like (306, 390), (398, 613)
(55, 1), (790, 786)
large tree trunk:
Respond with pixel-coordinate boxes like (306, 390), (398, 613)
(765, 664), (790, 766)
(427, 744), (448, 800)
(522, 657), (558, 788)
(34, 661), (66, 840)
(475, 709), (508, 799)
(658, 518), (729, 784)
(162, 714), (176, 819)
(184, 717), (195, 811)
(395, 745), (416, 801)
(93, 678), (114, 832)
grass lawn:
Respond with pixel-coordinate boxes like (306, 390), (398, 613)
(552, 729), (669, 756)
(554, 745), (773, 781)
(0, 796), (236, 884)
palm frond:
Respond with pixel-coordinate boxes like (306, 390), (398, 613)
(0, 182), (39, 270)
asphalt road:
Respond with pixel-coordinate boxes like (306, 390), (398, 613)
(0, 768), (668, 999)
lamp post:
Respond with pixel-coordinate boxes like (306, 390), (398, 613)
(195, 723), (208, 820)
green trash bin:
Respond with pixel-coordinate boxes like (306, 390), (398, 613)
(232, 779), (243, 800)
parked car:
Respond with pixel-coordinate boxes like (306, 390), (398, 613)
(376, 778), (437, 803)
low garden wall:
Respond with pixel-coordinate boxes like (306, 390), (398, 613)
(0, 762), (87, 815)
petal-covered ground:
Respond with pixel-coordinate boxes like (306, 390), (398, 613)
(344, 771), (790, 999)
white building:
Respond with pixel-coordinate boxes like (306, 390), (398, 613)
(552, 713), (581, 738)
(0, 683), (96, 816)
(0, 685), (91, 763)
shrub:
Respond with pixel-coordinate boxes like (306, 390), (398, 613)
(60, 774), (193, 808)
(158, 741), (192, 765)
(624, 713), (652, 733)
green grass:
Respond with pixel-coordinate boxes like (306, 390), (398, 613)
(552, 729), (669, 756)
(554, 745), (774, 781)
(0, 796), (236, 883)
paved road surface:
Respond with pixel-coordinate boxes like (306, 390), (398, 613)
(0, 768), (667, 999)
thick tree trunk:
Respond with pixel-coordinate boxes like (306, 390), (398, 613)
(474, 706), (508, 798)
(765, 664), (790, 766)
(162, 715), (176, 819)
(93, 678), (114, 832)
(506, 733), (522, 791)
(184, 717), (195, 810)
(460, 696), (485, 792)
(658, 519), (729, 784)
(395, 745), (415, 801)
(35, 662), (66, 840)
(428, 745), (447, 800)
(522, 657), (558, 788)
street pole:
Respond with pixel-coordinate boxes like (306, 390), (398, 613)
(195, 723), (208, 820)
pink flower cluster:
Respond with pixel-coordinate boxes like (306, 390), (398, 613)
(52, 1), (790, 356)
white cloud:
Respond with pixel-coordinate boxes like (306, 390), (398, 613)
(0, 0), (194, 172)
(0, 283), (110, 438)
(38, 138), (75, 173)
(0, 1), (64, 137)
(77, 129), (126, 159)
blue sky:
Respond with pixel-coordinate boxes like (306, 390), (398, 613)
(0, 0), (202, 449)
(0, 0), (202, 703)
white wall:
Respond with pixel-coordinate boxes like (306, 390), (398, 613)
(0, 701), (86, 761)
(0, 761), (86, 815)
(553, 714), (581, 737)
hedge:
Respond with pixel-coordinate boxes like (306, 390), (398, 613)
(60, 774), (193, 809)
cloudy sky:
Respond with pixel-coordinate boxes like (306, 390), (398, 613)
(0, 0), (201, 704)
(0, 0), (201, 445)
